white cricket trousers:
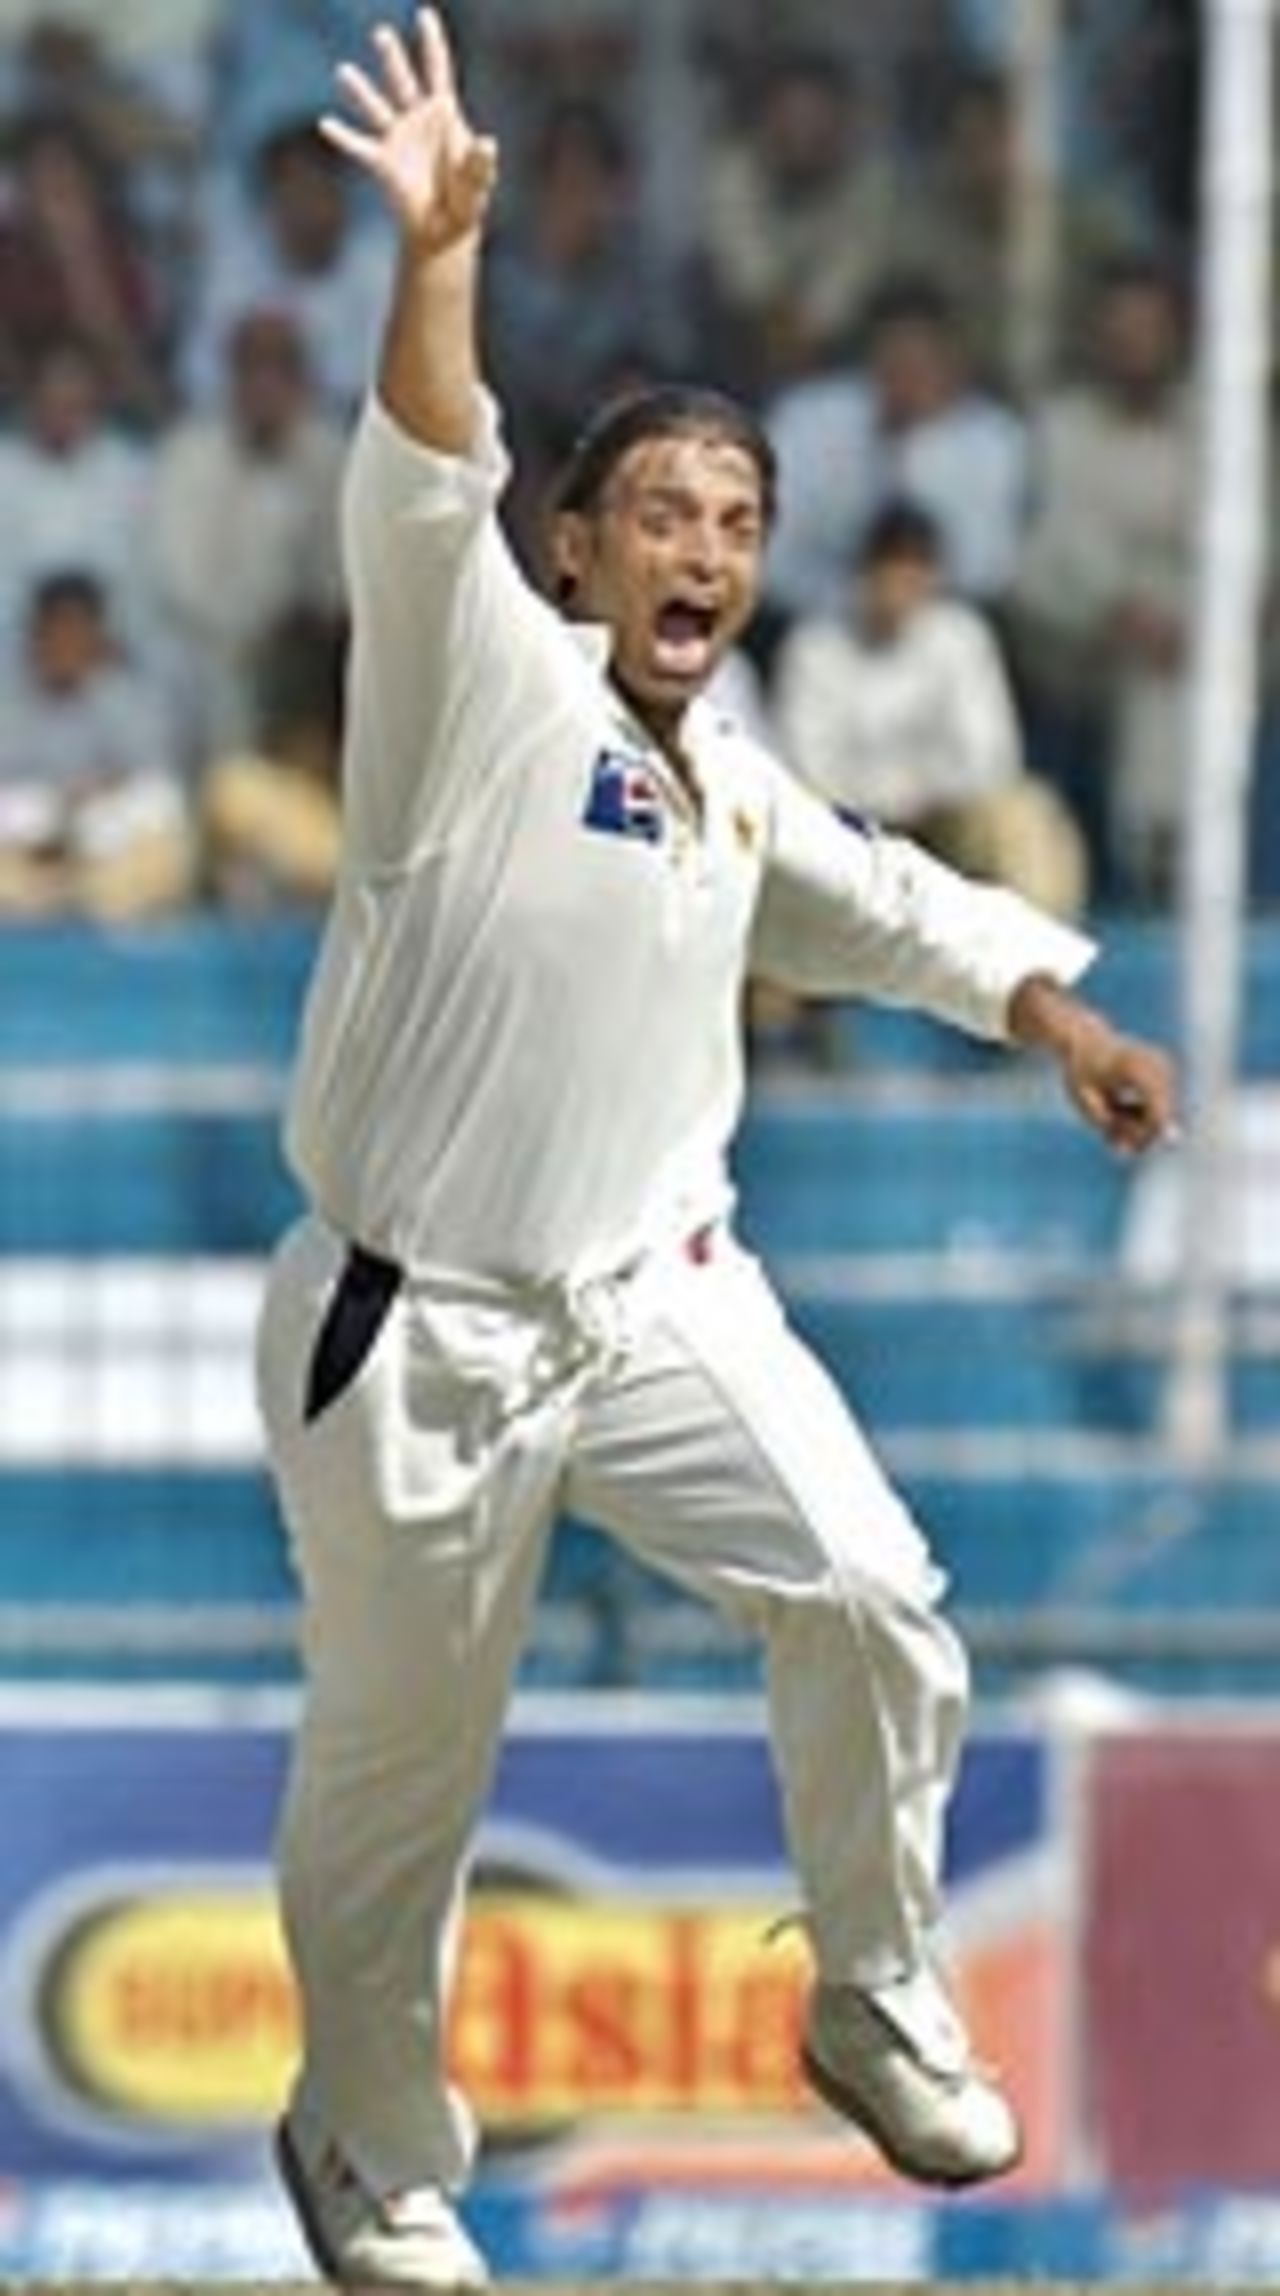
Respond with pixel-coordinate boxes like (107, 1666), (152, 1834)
(256, 1211), (968, 2196)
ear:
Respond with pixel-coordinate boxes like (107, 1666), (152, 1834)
(550, 509), (592, 608)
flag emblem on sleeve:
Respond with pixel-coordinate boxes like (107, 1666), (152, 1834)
(581, 749), (666, 846)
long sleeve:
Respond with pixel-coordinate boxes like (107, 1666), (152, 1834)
(336, 388), (533, 870)
(750, 755), (1094, 1038)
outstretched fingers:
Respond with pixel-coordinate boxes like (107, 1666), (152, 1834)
(318, 22), (427, 173)
(371, 20), (422, 110)
(317, 109), (382, 167)
(331, 58), (399, 133)
(317, 8), (495, 232)
(319, 12), (459, 154)
(416, 9), (458, 100)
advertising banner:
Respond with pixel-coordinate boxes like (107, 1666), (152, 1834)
(0, 1692), (1065, 2279)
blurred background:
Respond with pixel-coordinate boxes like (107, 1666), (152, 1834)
(0, 0), (1277, 2281)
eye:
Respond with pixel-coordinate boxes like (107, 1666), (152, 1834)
(636, 498), (682, 539)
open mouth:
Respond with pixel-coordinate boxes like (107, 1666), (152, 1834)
(651, 599), (719, 675)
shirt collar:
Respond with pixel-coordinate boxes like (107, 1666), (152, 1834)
(566, 619), (613, 670)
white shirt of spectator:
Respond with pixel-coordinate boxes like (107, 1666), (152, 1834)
(286, 394), (1092, 1285)
(774, 596), (1026, 824)
(183, 210), (395, 419)
(150, 411), (346, 651)
(0, 429), (154, 676)
(0, 662), (184, 856)
(765, 371), (1029, 618)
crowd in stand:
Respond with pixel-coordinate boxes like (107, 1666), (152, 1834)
(0, 0), (1264, 946)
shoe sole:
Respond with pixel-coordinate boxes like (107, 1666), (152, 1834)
(800, 2041), (1023, 2192)
(275, 2116), (346, 2285)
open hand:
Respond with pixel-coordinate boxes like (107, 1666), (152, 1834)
(319, 10), (498, 254)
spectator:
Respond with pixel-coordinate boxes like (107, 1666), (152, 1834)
(886, 67), (1143, 391)
(212, 0), (386, 170)
(1009, 255), (1195, 903)
(0, 335), (154, 675)
(0, 108), (170, 423)
(696, 0), (952, 138)
(465, 0), (634, 113)
(0, 4), (217, 191)
(483, 99), (665, 554)
(763, 276), (1029, 635)
(201, 606), (345, 912)
(182, 116), (394, 419)
(0, 0), (219, 128)
(949, 0), (1169, 249)
(692, 45), (895, 401)
(0, 570), (192, 922)
(774, 499), (1087, 917)
(0, 4), (221, 334)
(151, 307), (346, 771)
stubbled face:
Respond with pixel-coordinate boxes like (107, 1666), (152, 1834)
(268, 146), (347, 269)
(871, 318), (960, 426)
(229, 317), (308, 446)
(553, 431), (767, 730)
(31, 598), (107, 693)
(760, 72), (854, 195)
(1094, 283), (1184, 406)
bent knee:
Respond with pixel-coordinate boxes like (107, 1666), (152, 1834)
(760, 1553), (969, 1695)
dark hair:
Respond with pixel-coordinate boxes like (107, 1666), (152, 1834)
(1090, 249), (1187, 313)
(944, 64), (1010, 122)
(553, 383), (777, 526)
(859, 498), (942, 568)
(532, 97), (631, 179)
(860, 273), (960, 343)
(257, 117), (341, 182)
(30, 568), (108, 622)
(749, 43), (855, 108)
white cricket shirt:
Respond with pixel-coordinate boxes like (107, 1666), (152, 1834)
(285, 394), (1094, 1284)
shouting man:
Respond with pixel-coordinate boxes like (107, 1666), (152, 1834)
(257, 14), (1177, 2288)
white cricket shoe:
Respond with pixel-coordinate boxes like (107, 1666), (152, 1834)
(276, 2110), (489, 2288)
(801, 1976), (1023, 2189)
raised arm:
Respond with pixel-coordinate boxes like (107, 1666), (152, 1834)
(319, 9), (498, 451)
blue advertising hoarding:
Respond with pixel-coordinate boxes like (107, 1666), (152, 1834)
(0, 1689), (1067, 2279)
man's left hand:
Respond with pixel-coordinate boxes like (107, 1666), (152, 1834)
(1008, 973), (1180, 1156)
(1061, 1024), (1179, 1155)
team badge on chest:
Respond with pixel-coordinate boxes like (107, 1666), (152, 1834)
(581, 748), (666, 846)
